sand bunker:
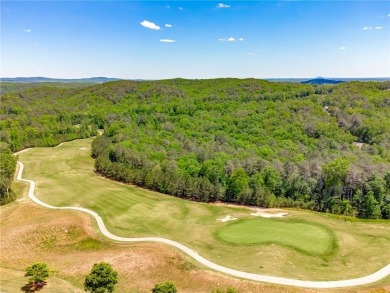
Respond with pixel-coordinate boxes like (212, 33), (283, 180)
(80, 147), (87, 150)
(217, 215), (238, 222)
(251, 210), (288, 218)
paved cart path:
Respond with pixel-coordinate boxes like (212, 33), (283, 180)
(15, 161), (390, 289)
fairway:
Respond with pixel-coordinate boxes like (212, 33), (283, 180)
(14, 138), (390, 281)
(218, 219), (334, 255)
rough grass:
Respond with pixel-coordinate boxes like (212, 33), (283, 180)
(0, 199), (311, 293)
(14, 138), (390, 282)
(0, 268), (83, 293)
(217, 219), (336, 255)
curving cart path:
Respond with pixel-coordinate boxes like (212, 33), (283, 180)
(16, 160), (390, 289)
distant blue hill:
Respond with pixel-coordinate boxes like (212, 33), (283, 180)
(0, 77), (120, 83)
(301, 78), (344, 85)
(267, 77), (390, 83)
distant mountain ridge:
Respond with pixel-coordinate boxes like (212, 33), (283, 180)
(301, 78), (344, 85)
(274, 77), (390, 83)
(0, 77), (120, 83)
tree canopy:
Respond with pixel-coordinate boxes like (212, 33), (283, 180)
(84, 262), (118, 293)
(2, 79), (390, 218)
(25, 262), (49, 283)
(151, 281), (177, 293)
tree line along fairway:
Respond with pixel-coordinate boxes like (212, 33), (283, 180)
(15, 138), (390, 282)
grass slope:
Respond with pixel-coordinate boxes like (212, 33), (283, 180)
(0, 268), (83, 293)
(15, 138), (390, 281)
(0, 198), (310, 292)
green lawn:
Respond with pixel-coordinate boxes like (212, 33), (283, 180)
(217, 219), (335, 255)
(16, 138), (390, 281)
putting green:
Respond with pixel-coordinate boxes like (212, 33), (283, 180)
(217, 219), (334, 255)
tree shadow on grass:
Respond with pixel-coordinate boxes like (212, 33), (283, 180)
(21, 281), (47, 292)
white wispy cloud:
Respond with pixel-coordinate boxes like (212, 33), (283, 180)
(24, 29), (32, 32)
(388, 13), (390, 17)
(217, 3), (230, 8)
(239, 38), (244, 41)
(165, 24), (172, 28)
(362, 26), (383, 30)
(248, 52), (256, 56)
(338, 46), (347, 50)
(160, 39), (176, 43)
(219, 37), (239, 42)
(140, 20), (160, 30)
(178, 7), (183, 11)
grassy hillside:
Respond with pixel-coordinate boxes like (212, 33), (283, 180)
(0, 268), (83, 293)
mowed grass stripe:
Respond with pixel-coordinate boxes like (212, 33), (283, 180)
(217, 219), (335, 255)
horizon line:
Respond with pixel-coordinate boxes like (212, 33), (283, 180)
(2, 76), (390, 80)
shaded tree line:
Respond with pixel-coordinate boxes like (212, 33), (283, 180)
(0, 142), (17, 204)
(92, 136), (390, 219)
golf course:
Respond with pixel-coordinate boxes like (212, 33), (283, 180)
(8, 138), (389, 289)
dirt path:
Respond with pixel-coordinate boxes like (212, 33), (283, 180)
(15, 161), (390, 289)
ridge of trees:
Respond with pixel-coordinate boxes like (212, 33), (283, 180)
(1, 79), (390, 218)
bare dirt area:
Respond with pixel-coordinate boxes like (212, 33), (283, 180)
(0, 200), (313, 293)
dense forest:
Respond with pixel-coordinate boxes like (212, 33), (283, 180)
(1, 79), (390, 218)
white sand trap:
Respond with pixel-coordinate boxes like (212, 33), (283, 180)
(80, 147), (87, 150)
(251, 210), (288, 218)
(217, 215), (237, 222)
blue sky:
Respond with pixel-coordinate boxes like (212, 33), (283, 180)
(1, 1), (389, 79)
